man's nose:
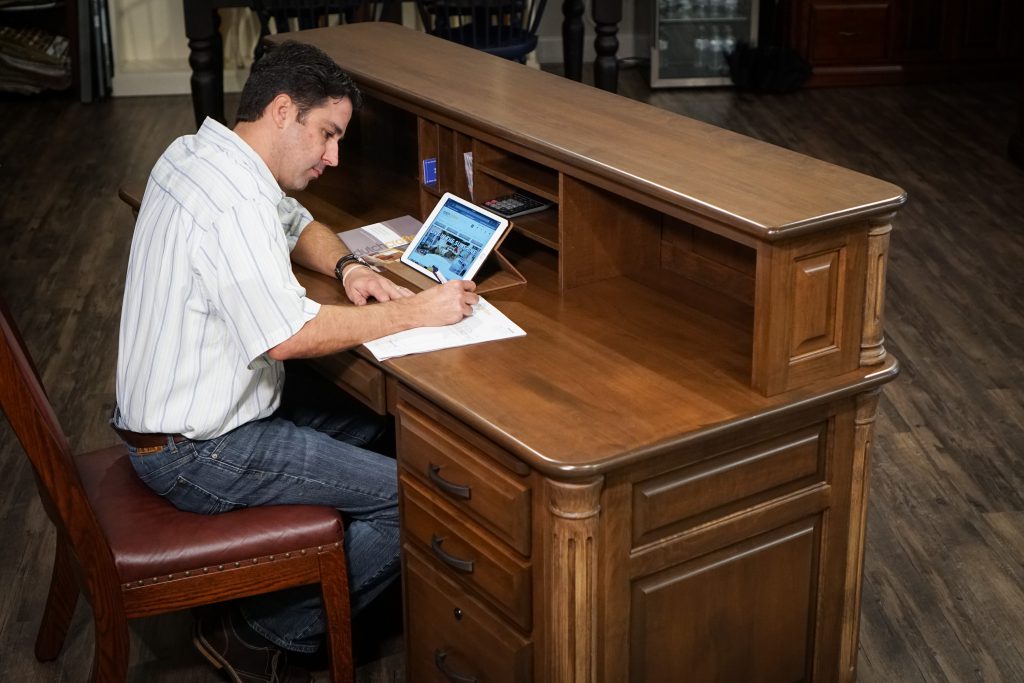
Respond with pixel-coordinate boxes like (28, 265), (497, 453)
(323, 141), (339, 167)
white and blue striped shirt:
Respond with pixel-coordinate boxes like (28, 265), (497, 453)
(116, 118), (321, 440)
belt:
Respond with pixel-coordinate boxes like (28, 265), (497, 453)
(113, 427), (187, 451)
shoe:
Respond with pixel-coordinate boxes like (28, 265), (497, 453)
(192, 609), (313, 683)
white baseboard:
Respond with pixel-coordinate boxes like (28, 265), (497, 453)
(112, 63), (250, 98)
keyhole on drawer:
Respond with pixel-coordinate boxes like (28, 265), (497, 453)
(453, 607), (463, 621)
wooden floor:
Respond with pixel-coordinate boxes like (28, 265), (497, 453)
(1, 67), (1022, 681)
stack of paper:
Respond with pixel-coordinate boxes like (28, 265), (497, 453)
(338, 215), (420, 264)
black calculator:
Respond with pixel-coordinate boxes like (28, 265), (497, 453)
(483, 192), (553, 218)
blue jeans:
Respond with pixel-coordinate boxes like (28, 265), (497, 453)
(121, 391), (400, 653)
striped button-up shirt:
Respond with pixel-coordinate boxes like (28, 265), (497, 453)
(116, 118), (321, 440)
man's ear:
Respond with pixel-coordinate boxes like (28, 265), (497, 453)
(267, 93), (295, 129)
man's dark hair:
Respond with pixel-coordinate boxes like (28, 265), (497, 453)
(235, 41), (362, 123)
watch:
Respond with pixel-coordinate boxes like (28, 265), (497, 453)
(334, 254), (368, 282)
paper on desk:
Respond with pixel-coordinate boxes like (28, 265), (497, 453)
(363, 296), (525, 361)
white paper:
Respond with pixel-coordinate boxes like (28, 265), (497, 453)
(364, 296), (525, 361)
(361, 221), (405, 246)
(464, 151), (474, 200)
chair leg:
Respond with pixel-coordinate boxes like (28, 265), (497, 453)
(88, 593), (130, 683)
(35, 536), (80, 661)
(320, 550), (354, 683)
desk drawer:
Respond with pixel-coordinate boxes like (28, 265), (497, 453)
(397, 398), (531, 556)
(405, 547), (532, 683)
(632, 419), (830, 548)
(306, 352), (386, 415)
(402, 473), (532, 630)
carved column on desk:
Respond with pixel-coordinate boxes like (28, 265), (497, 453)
(545, 476), (603, 682)
(562, 0), (584, 82)
(184, 0), (227, 126)
(839, 389), (881, 681)
(860, 213), (893, 366)
(592, 0), (621, 92)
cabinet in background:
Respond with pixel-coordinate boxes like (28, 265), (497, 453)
(787, 0), (1024, 86)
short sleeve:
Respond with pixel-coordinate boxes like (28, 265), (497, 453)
(196, 199), (320, 366)
(278, 196), (314, 251)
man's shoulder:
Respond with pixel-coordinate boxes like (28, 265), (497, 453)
(148, 135), (270, 222)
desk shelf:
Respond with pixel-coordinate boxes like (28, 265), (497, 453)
(474, 152), (559, 203)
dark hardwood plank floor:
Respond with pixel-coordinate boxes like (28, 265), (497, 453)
(2, 67), (1022, 681)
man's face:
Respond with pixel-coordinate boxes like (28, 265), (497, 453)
(277, 96), (354, 192)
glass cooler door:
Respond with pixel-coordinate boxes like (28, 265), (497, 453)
(649, 0), (759, 87)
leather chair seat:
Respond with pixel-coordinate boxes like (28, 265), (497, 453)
(76, 446), (345, 583)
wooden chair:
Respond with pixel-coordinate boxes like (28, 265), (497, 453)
(415, 0), (547, 63)
(0, 296), (353, 683)
(253, 0), (400, 60)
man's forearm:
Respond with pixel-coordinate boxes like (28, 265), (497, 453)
(267, 280), (479, 361)
(269, 301), (410, 361)
(291, 220), (348, 276)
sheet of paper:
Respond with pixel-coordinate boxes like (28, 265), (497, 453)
(364, 296), (525, 361)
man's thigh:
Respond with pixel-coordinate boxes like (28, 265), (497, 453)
(168, 414), (398, 516)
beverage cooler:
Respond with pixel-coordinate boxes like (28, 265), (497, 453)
(635, 0), (760, 87)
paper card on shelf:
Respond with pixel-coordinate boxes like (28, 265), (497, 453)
(338, 215), (421, 262)
(363, 296), (525, 361)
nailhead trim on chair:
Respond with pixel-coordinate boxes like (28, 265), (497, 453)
(121, 542), (344, 589)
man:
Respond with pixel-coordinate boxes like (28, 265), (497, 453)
(114, 41), (477, 682)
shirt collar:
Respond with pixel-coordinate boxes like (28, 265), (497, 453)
(196, 117), (284, 201)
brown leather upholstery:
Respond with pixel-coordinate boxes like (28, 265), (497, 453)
(0, 295), (354, 683)
(77, 446), (345, 583)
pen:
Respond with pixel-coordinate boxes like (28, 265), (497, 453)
(431, 266), (448, 284)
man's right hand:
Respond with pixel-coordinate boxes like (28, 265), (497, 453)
(402, 280), (479, 327)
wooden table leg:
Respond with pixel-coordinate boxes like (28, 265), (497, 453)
(592, 0), (621, 93)
(561, 0), (584, 82)
(184, 0), (226, 126)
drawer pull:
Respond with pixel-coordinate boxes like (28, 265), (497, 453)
(838, 30), (857, 37)
(431, 534), (475, 573)
(434, 649), (478, 683)
(428, 463), (472, 499)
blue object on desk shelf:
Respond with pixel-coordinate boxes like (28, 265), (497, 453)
(423, 157), (438, 185)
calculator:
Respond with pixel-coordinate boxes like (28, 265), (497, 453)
(482, 192), (553, 218)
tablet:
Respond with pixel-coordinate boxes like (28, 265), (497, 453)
(401, 192), (511, 282)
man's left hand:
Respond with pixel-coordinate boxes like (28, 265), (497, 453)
(343, 266), (414, 305)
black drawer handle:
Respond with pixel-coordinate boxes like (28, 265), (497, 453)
(838, 30), (857, 37)
(431, 534), (475, 573)
(434, 649), (478, 683)
(428, 463), (471, 499)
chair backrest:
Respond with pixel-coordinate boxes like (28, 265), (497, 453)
(0, 296), (117, 587)
(416, 0), (547, 62)
(253, 0), (399, 59)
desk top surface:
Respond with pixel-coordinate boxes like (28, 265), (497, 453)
(288, 23), (906, 241)
(301, 261), (897, 479)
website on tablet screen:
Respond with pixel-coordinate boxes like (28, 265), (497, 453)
(408, 198), (504, 280)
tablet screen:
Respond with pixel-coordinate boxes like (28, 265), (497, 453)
(401, 193), (509, 282)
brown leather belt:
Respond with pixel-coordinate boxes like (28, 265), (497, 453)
(113, 427), (187, 451)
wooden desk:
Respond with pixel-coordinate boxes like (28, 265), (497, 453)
(297, 23), (903, 681)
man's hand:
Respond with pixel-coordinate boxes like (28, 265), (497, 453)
(343, 266), (414, 305)
(400, 280), (479, 327)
